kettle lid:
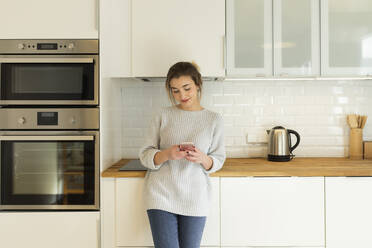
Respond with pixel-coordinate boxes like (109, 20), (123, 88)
(273, 126), (285, 130)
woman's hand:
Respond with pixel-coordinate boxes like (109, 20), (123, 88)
(164, 145), (187, 160)
(185, 147), (213, 171)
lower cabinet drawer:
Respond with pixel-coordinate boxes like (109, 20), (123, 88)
(0, 211), (100, 248)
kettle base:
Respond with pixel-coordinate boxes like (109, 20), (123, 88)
(268, 154), (291, 162)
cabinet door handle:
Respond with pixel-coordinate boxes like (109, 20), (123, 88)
(95, 0), (99, 31)
(255, 73), (266, 77)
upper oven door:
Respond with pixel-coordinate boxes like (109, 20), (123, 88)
(0, 55), (98, 105)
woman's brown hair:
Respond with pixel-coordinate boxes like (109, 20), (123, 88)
(165, 61), (203, 105)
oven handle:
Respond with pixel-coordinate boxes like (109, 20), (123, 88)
(0, 140), (1, 206)
(0, 136), (94, 141)
(0, 58), (94, 63)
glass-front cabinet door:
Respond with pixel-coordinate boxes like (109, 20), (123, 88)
(321, 0), (372, 76)
(226, 0), (272, 77)
(273, 0), (320, 76)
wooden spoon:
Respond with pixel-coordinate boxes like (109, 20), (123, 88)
(361, 115), (368, 129)
(349, 114), (359, 128)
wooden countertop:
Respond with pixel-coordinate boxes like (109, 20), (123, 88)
(101, 157), (372, 177)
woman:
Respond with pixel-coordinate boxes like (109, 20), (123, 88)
(138, 61), (226, 248)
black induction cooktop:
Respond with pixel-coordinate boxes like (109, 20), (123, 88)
(119, 159), (147, 171)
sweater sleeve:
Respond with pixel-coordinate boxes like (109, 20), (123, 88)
(203, 114), (226, 174)
(138, 111), (163, 170)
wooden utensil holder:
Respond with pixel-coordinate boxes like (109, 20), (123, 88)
(350, 128), (363, 159)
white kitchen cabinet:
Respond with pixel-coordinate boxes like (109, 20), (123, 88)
(321, 0), (372, 76)
(273, 0), (320, 76)
(0, 0), (98, 39)
(99, 0), (132, 77)
(220, 177), (325, 247)
(115, 177), (220, 247)
(115, 178), (153, 247)
(0, 211), (100, 248)
(227, 0), (320, 77)
(132, 0), (225, 78)
(226, 0), (273, 77)
(325, 177), (372, 248)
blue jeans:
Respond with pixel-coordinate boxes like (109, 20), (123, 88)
(147, 209), (206, 248)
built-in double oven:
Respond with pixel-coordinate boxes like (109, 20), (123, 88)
(0, 40), (99, 210)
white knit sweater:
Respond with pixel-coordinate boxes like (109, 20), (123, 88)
(138, 105), (226, 216)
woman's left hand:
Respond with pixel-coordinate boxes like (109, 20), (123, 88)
(185, 147), (213, 171)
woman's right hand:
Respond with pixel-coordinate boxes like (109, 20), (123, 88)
(165, 145), (187, 160)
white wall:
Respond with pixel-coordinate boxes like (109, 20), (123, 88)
(117, 79), (372, 158)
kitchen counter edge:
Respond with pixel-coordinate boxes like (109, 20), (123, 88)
(101, 157), (372, 178)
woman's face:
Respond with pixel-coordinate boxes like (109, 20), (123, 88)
(170, 75), (200, 109)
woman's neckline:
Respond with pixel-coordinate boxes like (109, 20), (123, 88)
(174, 105), (206, 112)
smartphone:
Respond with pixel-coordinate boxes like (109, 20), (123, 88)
(179, 142), (195, 152)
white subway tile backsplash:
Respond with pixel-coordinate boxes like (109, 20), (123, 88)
(234, 117), (253, 127)
(255, 96), (273, 105)
(221, 116), (235, 126)
(122, 148), (141, 158)
(234, 96), (254, 105)
(223, 83), (244, 96)
(122, 138), (145, 147)
(262, 106), (284, 116)
(282, 106), (306, 115)
(273, 96), (294, 105)
(222, 106), (244, 117)
(334, 96), (352, 105)
(225, 126), (245, 136)
(203, 81), (223, 96)
(314, 96), (334, 105)
(263, 86), (285, 96)
(213, 95), (234, 106)
(245, 86), (265, 96)
(122, 128), (144, 137)
(224, 137), (234, 146)
(294, 96), (315, 105)
(118, 79), (372, 158)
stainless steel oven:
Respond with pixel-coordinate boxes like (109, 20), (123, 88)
(0, 108), (99, 210)
(0, 40), (98, 106)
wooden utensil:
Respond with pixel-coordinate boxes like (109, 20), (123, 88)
(348, 114), (359, 128)
(361, 115), (368, 129)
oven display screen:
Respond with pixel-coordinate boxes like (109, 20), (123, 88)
(37, 43), (58, 50)
(37, 112), (58, 125)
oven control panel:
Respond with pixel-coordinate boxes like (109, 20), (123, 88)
(17, 42), (75, 51)
(0, 108), (99, 130)
(0, 40), (98, 54)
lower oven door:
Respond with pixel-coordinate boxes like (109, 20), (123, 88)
(0, 131), (99, 210)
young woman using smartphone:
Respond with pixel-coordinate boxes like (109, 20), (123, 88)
(139, 61), (226, 248)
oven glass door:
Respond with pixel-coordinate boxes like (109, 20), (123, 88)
(0, 135), (97, 209)
(0, 56), (97, 105)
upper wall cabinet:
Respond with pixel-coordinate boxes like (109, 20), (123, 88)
(100, 0), (132, 77)
(321, 0), (372, 76)
(273, 0), (320, 76)
(132, 0), (225, 78)
(226, 0), (320, 77)
(0, 0), (98, 39)
(226, 0), (273, 77)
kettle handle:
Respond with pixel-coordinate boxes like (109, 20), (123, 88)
(287, 129), (300, 153)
